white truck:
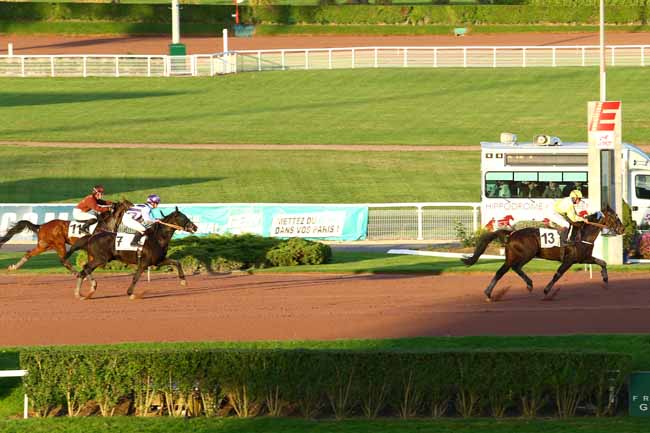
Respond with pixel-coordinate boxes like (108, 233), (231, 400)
(481, 133), (650, 229)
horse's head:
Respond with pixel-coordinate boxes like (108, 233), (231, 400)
(162, 207), (198, 234)
(593, 205), (625, 235)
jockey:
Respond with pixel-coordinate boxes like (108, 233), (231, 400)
(122, 194), (161, 247)
(549, 190), (586, 246)
(73, 185), (113, 235)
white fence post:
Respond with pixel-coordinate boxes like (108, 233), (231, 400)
(523, 47), (527, 67)
(643, 46), (646, 67)
(21, 56), (25, 77)
(352, 48), (355, 68)
(257, 50), (261, 72)
(50, 56), (54, 77)
(0, 370), (28, 419)
(433, 48), (438, 68)
(417, 205), (423, 241)
(305, 50), (309, 70)
(374, 47), (378, 68)
(463, 47), (467, 68)
(493, 47), (496, 68)
(83, 56), (87, 78)
(552, 47), (557, 67)
(115, 56), (119, 77)
(403, 48), (408, 68)
(283, 50), (286, 70)
(472, 205), (479, 232)
(612, 46), (616, 66)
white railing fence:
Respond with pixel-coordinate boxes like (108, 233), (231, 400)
(367, 202), (480, 241)
(0, 45), (648, 77)
(233, 45), (650, 72)
(0, 370), (28, 419)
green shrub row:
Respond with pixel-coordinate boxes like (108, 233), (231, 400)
(20, 348), (631, 418)
(1, 2), (648, 26)
(74, 234), (331, 273)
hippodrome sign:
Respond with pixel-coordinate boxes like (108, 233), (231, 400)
(588, 101), (621, 149)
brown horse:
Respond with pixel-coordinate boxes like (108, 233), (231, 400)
(0, 200), (132, 274)
(462, 206), (625, 301)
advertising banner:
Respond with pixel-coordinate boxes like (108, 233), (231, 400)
(0, 204), (369, 243)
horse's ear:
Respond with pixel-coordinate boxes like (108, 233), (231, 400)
(176, 206), (179, 212)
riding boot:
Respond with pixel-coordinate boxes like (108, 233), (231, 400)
(130, 232), (144, 247)
(80, 218), (97, 235)
(559, 227), (569, 261)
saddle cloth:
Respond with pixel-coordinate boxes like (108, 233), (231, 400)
(115, 233), (147, 251)
(68, 221), (98, 238)
(539, 228), (561, 248)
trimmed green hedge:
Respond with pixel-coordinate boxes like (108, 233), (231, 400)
(73, 234), (331, 273)
(20, 348), (631, 418)
(0, 2), (648, 26)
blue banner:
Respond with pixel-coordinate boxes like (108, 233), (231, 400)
(0, 204), (368, 243)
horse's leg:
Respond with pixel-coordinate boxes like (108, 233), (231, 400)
(127, 264), (146, 299)
(512, 263), (534, 292)
(484, 262), (511, 301)
(584, 256), (608, 285)
(8, 242), (49, 271)
(75, 260), (101, 300)
(158, 257), (187, 286)
(54, 242), (78, 277)
(542, 261), (574, 300)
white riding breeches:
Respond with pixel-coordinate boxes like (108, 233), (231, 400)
(121, 214), (147, 234)
(73, 208), (97, 221)
(548, 213), (571, 229)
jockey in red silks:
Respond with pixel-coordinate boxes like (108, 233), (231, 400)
(73, 185), (113, 235)
(122, 194), (161, 247)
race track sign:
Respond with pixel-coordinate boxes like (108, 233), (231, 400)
(629, 372), (650, 416)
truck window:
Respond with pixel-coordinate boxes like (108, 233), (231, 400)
(636, 175), (650, 199)
(485, 171), (588, 199)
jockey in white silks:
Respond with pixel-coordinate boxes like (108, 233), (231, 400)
(121, 194), (161, 247)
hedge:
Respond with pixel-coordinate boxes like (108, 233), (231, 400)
(0, 2), (648, 26)
(73, 234), (332, 273)
(20, 348), (631, 418)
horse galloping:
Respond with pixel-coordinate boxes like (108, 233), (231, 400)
(0, 200), (132, 274)
(65, 208), (198, 300)
(462, 206), (625, 301)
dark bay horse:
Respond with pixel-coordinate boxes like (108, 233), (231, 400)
(65, 208), (197, 300)
(0, 200), (132, 274)
(462, 206), (625, 301)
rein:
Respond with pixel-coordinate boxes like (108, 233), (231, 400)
(157, 220), (185, 231)
(586, 221), (608, 229)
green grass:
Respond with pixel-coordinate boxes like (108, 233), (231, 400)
(2, 69), (650, 146)
(1, 417), (650, 433)
(0, 146), (479, 203)
(4, 249), (650, 275)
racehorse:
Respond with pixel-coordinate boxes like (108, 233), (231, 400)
(65, 208), (198, 300)
(461, 206), (625, 301)
(0, 200), (132, 275)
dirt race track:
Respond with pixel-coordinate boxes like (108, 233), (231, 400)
(1, 271), (649, 346)
(1, 32), (650, 55)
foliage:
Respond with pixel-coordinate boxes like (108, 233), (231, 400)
(621, 200), (638, 253)
(454, 222), (504, 248)
(1, 3), (649, 26)
(167, 234), (330, 272)
(74, 250), (132, 272)
(266, 238), (332, 266)
(638, 232), (650, 259)
(19, 348), (631, 419)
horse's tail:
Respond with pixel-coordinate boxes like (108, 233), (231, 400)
(64, 236), (91, 261)
(461, 229), (511, 266)
(0, 220), (40, 248)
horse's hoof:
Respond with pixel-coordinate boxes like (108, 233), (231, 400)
(180, 279), (187, 287)
(129, 294), (137, 300)
(7, 265), (15, 271)
(91, 281), (97, 290)
(526, 285), (534, 293)
(484, 296), (492, 303)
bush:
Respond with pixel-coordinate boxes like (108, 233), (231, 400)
(266, 238), (332, 266)
(622, 200), (638, 253)
(455, 221), (501, 248)
(20, 348), (631, 419)
(638, 232), (650, 259)
(74, 250), (132, 272)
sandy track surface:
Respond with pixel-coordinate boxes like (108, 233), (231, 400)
(1, 32), (650, 55)
(1, 271), (648, 346)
